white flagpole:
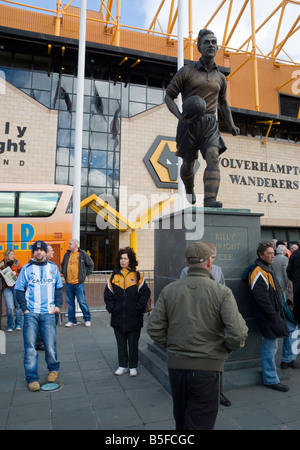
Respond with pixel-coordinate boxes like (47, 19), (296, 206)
(72, 0), (87, 244)
(177, 0), (185, 211)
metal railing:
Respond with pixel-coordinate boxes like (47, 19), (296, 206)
(79, 269), (154, 312)
(0, 270), (155, 325)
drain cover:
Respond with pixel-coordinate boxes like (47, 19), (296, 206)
(40, 382), (64, 392)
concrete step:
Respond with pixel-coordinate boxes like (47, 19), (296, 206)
(139, 342), (291, 392)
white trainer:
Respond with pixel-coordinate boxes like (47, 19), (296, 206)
(85, 321), (91, 327)
(130, 368), (137, 377)
(115, 367), (129, 376)
(65, 322), (76, 327)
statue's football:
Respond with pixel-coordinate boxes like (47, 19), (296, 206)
(182, 95), (207, 120)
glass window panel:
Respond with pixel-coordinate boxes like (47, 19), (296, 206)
(147, 86), (163, 104)
(57, 92), (73, 113)
(275, 127), (288, 141)
(57, 129), (71, 147)
(107, 151), (119, 170)
(109, 81), (121, 99)
(109, 99), (121, 116)
(32, 90), (51, 107)
(69, 167), (87, 186)
(73, 77), (91, 95)
(70, 130), (89, 148)
(89, 150), (107, 169)
(81, 168), (88, 186)
(289, 229), (300, 241)
(80, 187), (88, 201)
(82, 113), (90, 130)
(84, 95), (91, 112)
(51, 74), (60, 103)
(110, 119), (120, 141)
(0, 192), (15, 217)
(86, 209), (98, 226)
(94, 80), (109, 97)
(68, 149), (89, 168)
(0, 67), (11, 83)
(260, 227), (272, 240)
(56, 166), (69, 185)
(19, 192), (60, 217)
(91, 95), (108, 117)
(90, 132), (107, 150)
(247, 122), (260, 138)
(129, 102), (146, 116)
(81, 169), (88, 186)
(57, 147), (70, 166)
(20, 88), (31, 96)
(106, 187), (117, 197)
(108, 135), (120, 151)
(61, 75), (73, 93)
(87, 186), (107, 198)
(130, 85), (146, 102)
(84, 78), (92, 95)
(12, 69), (32, 88)
(58, 111), (72, 128)
(275, 229), (287, 241)
(290, 131), (300, 144)
(32, 71), (51, 90)
(89, 168), (110, 187)
(121, 84), (129, 117)
(82, 149), (89, 168)
(108, 170), (119, 187)
(146, 104), (158, 111)
(89, 114), (108, 132)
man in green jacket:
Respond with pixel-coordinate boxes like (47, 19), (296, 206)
(147, 242), (248, 430)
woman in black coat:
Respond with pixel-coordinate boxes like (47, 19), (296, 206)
(104, 247), (151, 377)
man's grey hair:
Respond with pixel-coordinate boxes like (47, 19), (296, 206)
(70, 238), (79, 247)
(256, 241), (275, 257)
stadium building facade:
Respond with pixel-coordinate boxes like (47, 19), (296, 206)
(0, 3), (300, 269)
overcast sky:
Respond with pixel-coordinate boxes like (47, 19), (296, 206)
(2, 0), (299, 63)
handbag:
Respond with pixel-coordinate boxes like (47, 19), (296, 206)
(144, 297), (152, 314)
(133, 271), (152, 313)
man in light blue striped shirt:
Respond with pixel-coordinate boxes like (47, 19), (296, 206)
(15, 240), (63, 392)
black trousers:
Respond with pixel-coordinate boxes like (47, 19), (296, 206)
(114, 328), (141, 368)
(293, 293), (300, 324)
(168, 368), (220, 430)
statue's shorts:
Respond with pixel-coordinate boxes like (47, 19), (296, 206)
(176, 113), (227, 162)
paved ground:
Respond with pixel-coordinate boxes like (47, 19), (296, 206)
(1, 311), (300, 431)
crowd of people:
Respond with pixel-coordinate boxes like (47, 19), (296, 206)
(1, 236), (300, 430)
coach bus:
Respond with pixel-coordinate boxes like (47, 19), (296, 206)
(0, 184), (73, 268)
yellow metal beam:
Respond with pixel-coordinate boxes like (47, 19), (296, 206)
(223, 0), (249, 48)
(250, 0), (260, 111)
(148, 0), (166, 34)
(257, 120), (280, 144)
(80, 194), (174, 230)
(277, 73), (300, 91)
(271, 2), (286, 60)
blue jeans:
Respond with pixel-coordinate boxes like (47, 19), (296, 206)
(65, 282), (91, 324)
(261, 319), (298, 385)
(3, 288), (22, 330)
(23, 312), (59, 383)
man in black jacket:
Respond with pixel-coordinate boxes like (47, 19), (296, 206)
(249, 241), (296, 392)
(287, 247), (300, 324)
(61, 239), (94, 327)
